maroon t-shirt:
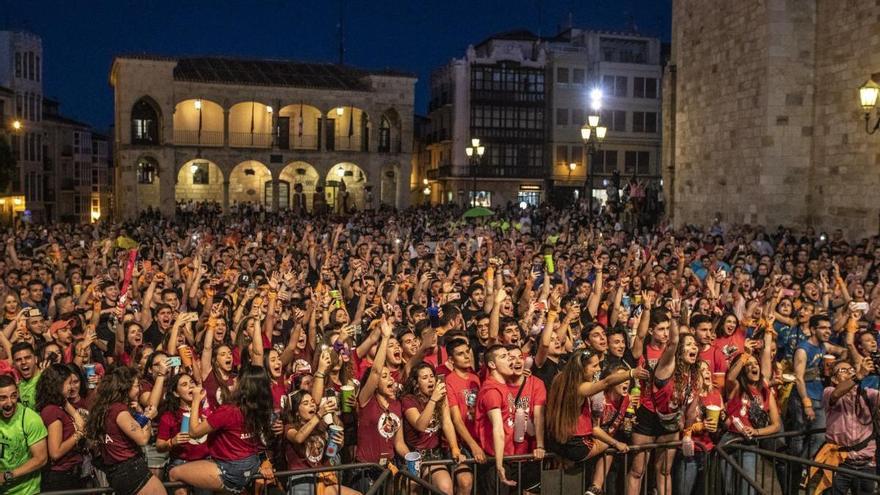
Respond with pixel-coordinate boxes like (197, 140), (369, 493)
(157, 409), (210, 462)
(355, 395), (403, 463)
(204, 372), (235, 409)
(101, 403), (141, 464)
(445, 370), (481, 441)
(40, 404), (82, 471)
(207, 404), (261, 461)
(284, 424), (328, 470)
(401, 395), (441, 450)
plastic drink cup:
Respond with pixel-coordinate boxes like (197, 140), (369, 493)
(84, 364), (96, 389)
(712, 372), (726, 390)
(823, 354), (836, 374)
(340, 385), (355, 413)
(181, 413), (190, 434)
(405, 451), (422, 475)
(705, 405), (721, 431)
(178, 346), (193, 367)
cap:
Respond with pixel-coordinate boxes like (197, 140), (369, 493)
(49, 319), (75, 335)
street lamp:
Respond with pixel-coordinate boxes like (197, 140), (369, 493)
(11, 120), (21, 131)
(581, 89), (607, 220)
(465, 137), (485, 207)
(859, 78), (880, 134)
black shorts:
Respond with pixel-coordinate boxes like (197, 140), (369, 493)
(632, 405), (680, 438)
(104, 456), (153, 495)
(547, 434), (596, 463)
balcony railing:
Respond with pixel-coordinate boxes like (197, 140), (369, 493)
(330, 135), (366, 152)
(290, 134), (319, 151)
(229, 132), (272, 148)
(435, 164), (545, 179)
(173, 129), (224, 147)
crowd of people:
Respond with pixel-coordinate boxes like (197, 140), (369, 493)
(0, 199), (878, 495)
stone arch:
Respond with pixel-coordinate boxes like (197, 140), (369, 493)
(176, 159), (224, 204)
(229, 160), (272, 206)
(228, 101), (273, 148)
(325, 106), (370, 152)
(173, 98), (224, 146)
(278, 104), (322, 150)
(327, 162), (368, 213)
(131, 96), (161, 145)
(279, 161), (320, 212)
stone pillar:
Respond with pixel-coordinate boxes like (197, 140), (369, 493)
(158, 159), (176, 218)
(396, 160), (412, 209)
(223, 109), (230, 147)
(223, 180), (230, 212)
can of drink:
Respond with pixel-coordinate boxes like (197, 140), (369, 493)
(181, 412), (190, 434)
(178, 346), (193, 368)
(84, 364), (97, 389)
(404, 451), (422, 475)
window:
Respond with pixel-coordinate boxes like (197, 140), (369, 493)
(603, 75), (628, 97)
(518, 191), (541, 206)
(27, 52), (35, 80)
(192, 162), (210, 184)
(632, 112), (657, 133)
(555, 108), (568, 126)
(572, 68), (585, 84)
(570, 146), (583, 167)
(624, 151), (651, 175)
(14, 53), (21, 78)
(601, 110), (627, 132)
(593, 150), (619, 174)
(469, 191), (491, 207)
(131, 99), (160, 145)
(571, 108), (585, 127)
(15, 94), (22, 117)
(634, 77), (658, 98)
(556, 145), (568, 166)
(556, 67), (569, 84)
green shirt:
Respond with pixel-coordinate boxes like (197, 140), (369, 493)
(0, 405), (48, 495)
(17, 373), (40, 411)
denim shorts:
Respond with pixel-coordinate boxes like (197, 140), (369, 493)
(216, 454), (261, 494)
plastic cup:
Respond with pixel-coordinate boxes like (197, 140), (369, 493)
(782, 373), (795, 383)
(705, 405), (721, 431)
(823, 354), (836, 374)
(712, 372), (726, 390)
(404, 451), (422, 475)
(181, 412), (190, 434)
(340, 386), (355, 413)
(178, 346), (193, 368)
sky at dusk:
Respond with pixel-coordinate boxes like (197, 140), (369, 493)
(3, 0), (671, 131)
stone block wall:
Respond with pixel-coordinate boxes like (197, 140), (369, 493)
(667, 0), (880, 236)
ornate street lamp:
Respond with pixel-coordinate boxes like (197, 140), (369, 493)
(581, 89), (607, 219)
(465, 138), (485, 207)
(859, 78), (880, 134)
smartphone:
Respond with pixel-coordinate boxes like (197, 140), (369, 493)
(166, 356), (181, 368)
(781, 289), (795, 297)
(851, 301), (870, 313)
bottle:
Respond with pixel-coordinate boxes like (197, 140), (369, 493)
(513, 408), (527, 443)
(623, 404), (636, 435)
(682, 432), (695, 457)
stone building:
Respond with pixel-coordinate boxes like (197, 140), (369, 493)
(110, 55), (416, 219)
(664, 0), (880, 235)
(424, 28), (662, 209)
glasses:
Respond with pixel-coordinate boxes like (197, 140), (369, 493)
(836, 367), (856, 375)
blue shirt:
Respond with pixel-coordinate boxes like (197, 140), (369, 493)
(796, 339), (825, 402)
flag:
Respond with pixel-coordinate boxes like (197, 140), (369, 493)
(297, 101), (304, 137)
(348, 106), (354, 137)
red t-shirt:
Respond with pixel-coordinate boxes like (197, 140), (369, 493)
(271, 378), (288, 411)
(695, 389), (723, 451)
(206, 404), (261, 461)
(157, 409), (211, 462)
(599, 392), (630, 437)
(355, 395), (403, 463)
(574, 398), (594, 437)
(646, 374), (695, 418)
(714, 329), (746, 362)
(284, 425), (328, 470)
(401, 395), (441, 450)
(204, 372), (235, 410)
(445, 370), (481, 441)
(699, 346), (729, 375)
(476, 376), (515, 456)
(507, 376), (546, 454)
(40, 404), (82, 471)
(638, 343), (666, 411)
(726, 383), (772, 432)
(101, 403), (141, 464)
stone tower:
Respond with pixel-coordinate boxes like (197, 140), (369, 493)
(664, 0), (880, 236)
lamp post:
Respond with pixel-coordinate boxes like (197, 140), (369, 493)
(859, 78), (880, 134)
(581, 89), (607, 220)
(465, 137), (485, 208)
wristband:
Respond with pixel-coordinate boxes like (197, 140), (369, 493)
(315, 372), (326, 379)
(802, 398), (813, 408)
(134, 413), (150, 428)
